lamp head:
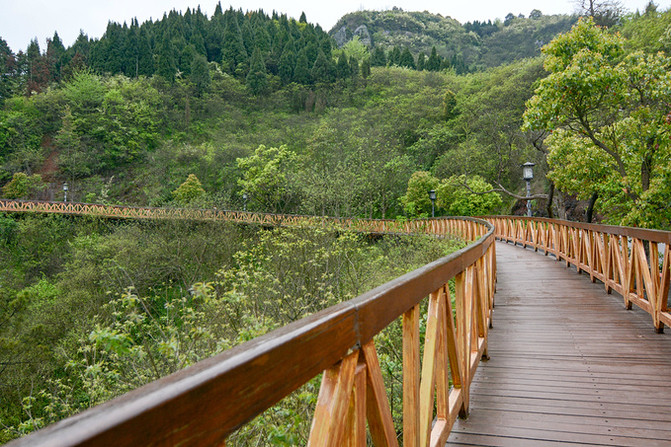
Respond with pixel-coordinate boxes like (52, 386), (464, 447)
(522, 162), (535, 181)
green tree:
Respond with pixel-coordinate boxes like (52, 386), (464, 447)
(400, 171), (439, 217)
(190, 53), (211, 96)
(341, 36), (369, 62)
(371, 46), (387, 67)
(360, 59), (371, 79)
(155, 37), (177, 82)
(311, 50), (333, 83)
(0, 38), (17, 104)
(426, 46), (441, 71)
(293, 50), (311, 84)
(523, 18), (671, 227)
(246, 47), (269, 95)
(1, 172), (45, 199)
(436, 175), (503, 216)
(443, 89), (458, 120)
(416, 52), (426, 70)
(335, 54), (350, 80)
(278, 46), (296, 84)
(221, 12), (248, 75)
(237, 145), (300, 213)
(172, 173), (206, 205)
(399, 48), (415, 69)
(388, 46), (401, 66)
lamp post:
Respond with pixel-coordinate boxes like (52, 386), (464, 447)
(522, 162), (535, 217)
(242, 192), (248, 212)
(63, 182), (68, 203)
(428, 189), (436, 218)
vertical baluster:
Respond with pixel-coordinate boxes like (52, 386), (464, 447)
(362, 342), (398, 447)
(455, 270), (472, 417)
(657, 244), (670, 330)
(403, 305), (421, 447)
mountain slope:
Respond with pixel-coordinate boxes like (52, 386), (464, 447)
(329, 9), (577, 70)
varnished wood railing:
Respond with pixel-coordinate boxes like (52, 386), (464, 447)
(489, 216), (671, 333)
(5, 202), (495, 447)
(0, 199), (479, 238)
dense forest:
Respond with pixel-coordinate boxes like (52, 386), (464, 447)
(1, 1), (671, 443)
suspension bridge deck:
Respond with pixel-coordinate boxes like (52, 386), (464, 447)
(446, 241), (671, 447)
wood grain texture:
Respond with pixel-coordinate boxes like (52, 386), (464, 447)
(403, 305), (421, 447)
(490, 216), (671, 332)
(447, 242), (671, 446)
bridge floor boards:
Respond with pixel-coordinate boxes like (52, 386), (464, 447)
(446, 241), (671, 447)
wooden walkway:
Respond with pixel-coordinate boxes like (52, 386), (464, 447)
(446, 241), (671, 447)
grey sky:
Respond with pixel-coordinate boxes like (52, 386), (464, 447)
(0, 0), (667, 52)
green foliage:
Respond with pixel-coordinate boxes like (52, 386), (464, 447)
(172, 173), (206, 205)
(190, 54), (211, 95)
(237, 145), (299, 213)
(0, 213), (463, 443)
(524, 18), (671, 227)
(246, 48), (269, 95)
(340, 36), (369, 61)
(436, 175), (503, 216)
(1, 172), (45, 199)
(331, 9), (577, 71)
(400, 171), (439, 217)
(442, 89), (458, 120)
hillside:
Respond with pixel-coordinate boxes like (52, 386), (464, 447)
(329, 9), (578, 70)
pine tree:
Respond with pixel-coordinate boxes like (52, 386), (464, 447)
(0, 37), (17, 103)
(349, 56), (359, 78)
(416, 52), (426, 70)
(26, 39), (48, 95)
(136, 27), (154, 76)
(190, 53), (210, 95)
(388, 46), (401, 66)
(371, 46), (386, 67)
(399, 48), (415, 68)
(221, 10), (248, 74)
(311, 50), (332, 83)
(336, 54), (350, 79)
(241, 21), (255, 54)
(246, 47), (268, 94)
(45, 32), (66, 82)
(426, 46), (441, 71)
(360, 59), (371, 79)
(299, 12), (307, 23)
(293, 50), (311, 84)
(156, 36), (177, 82)
(254, 25), (271, 53)
(278, 43), (296, 84)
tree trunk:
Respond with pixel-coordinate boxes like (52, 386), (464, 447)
(586, 192), (598, 223)
(546, 181), (555, 219)
(641, 155), (652, 192)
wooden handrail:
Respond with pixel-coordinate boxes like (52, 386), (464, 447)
(488, 216), (671, 333)
(4, 202), (496, 447)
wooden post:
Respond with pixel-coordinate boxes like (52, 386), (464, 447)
(403, 305), (421, 447)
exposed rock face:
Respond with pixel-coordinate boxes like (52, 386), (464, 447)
(333, 24), (373, 48)
(353, 25), (372, 46)
(333, 26), (349, 47)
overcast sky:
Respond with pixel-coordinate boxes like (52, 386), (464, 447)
(1, 0), (668, 52)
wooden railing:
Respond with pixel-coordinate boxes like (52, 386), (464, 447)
(489, 216), (671, 333)
(0, 199), (480, 238)
(5, 206), (496, 447)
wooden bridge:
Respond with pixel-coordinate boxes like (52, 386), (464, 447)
(4, 201), (670, 446)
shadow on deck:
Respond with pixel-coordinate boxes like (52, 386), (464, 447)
(447, 241), (671, 447)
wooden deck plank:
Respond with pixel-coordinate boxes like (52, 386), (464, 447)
(447, 241), (671, 446)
